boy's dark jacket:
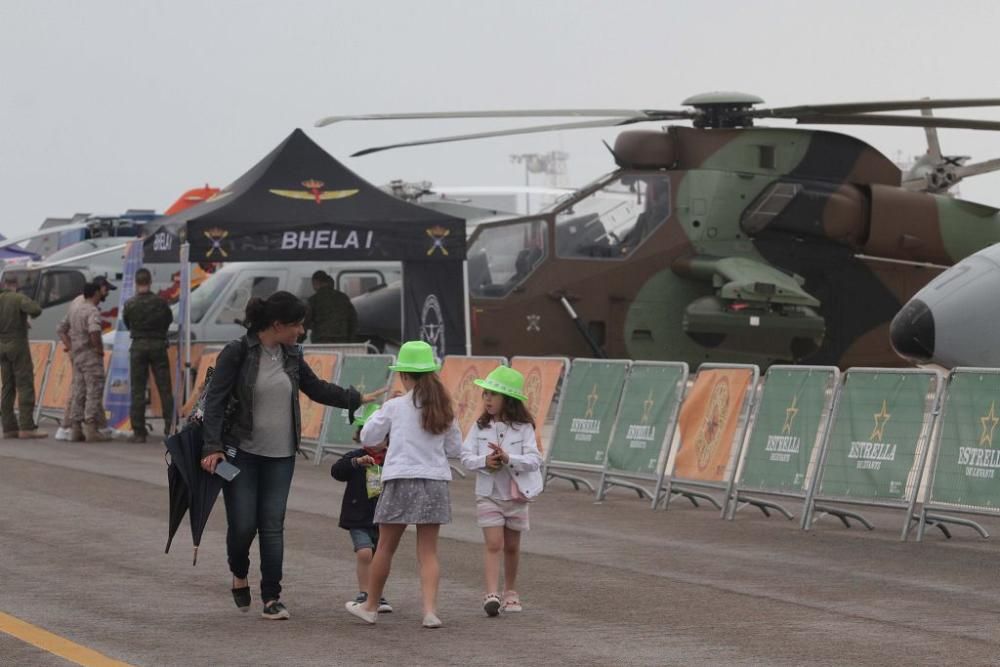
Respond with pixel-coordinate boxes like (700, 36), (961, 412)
(331, 448), (378, 529)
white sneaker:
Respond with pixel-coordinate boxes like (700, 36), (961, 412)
(345, 601), (377, 624)
(54, 427), (72, 441)
(422, 613), (442, 628)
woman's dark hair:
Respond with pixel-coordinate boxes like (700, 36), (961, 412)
(244, 291), (306, 333)
(402, 371), (455, 435)
(477, 394), (536, 431)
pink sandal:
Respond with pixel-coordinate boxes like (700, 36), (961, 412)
(503, 590), (522, 613)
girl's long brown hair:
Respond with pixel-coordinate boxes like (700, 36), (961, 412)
(404, 372), (455, 435)
(477, 394), (536, 431)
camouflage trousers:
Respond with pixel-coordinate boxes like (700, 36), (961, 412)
(69, 348), (106, 426)
(0, 338), (37, 432)
(129, 339), (173, 436)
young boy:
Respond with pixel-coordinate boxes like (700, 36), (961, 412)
(331, 403), (392, 613)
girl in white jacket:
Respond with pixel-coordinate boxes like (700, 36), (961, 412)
(461, 366), (543, 617)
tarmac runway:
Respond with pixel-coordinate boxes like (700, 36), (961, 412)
(2, 436), (1000, 666)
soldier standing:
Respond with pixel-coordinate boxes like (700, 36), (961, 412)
(67, 282), (111, 442)
(304, 270), (358, 344)
(55, 277), (115, 441)
(0, 275), (46, 438)
(122, 268), (173, 443)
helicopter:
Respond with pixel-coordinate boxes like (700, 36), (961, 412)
(317, 93), (1000, 368)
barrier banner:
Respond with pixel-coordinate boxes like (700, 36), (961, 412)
(104, 240), (143, 431)
(299, 351), (339, 441)
(548, 360), (629, 467)
(29, 341), (54, 403)
(673, 368), (754, 482)
(181, 350), (220, 417)
(321, 354), (393, 447)
(819, 371), (934, 501)
(40, 346), (73, 412)
(605, 363), (686, 475)
(927, 370), (1000, 508)
(439, 356), (506, 437)
(510, 357), (568, 454)
(739, 367), (835, 493)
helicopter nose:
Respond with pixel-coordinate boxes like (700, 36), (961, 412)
(890, 298), (935, 362)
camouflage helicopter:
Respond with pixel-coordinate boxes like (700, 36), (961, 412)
(317, 93), (1000, 368)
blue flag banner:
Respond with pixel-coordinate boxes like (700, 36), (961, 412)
(171, 248), (190, 429)
(104, 240), (143, 432)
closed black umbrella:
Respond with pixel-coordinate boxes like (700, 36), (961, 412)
(164, 457), (189, 555)
(164, 423), (224, 565)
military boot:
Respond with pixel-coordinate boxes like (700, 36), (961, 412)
(128, 432), (147, 444)
(18, 430), (47, 439)
(84, 423), (111, 442)
(70, 424), (85, 442)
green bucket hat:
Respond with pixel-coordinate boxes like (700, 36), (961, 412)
(388, 340), (441, 373)
(473, 366), (527, 402)
(352, 402), (381, 427)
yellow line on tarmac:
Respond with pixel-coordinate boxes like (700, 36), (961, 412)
(0, 611), (133, 667)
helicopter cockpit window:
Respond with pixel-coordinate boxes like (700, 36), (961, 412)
(554, 174), (670, 259)
(467, 219), (547, 298)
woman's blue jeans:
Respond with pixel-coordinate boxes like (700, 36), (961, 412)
(223, 450), (296, 602)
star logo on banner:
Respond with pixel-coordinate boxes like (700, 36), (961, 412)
(641, 388), (655, 424)
(782, 395), (799, 435)
(980, 401), (1000, 447)
(871, 400), (891, 442)
(269, 179), (359, 205)
(585, 384), (599, 419)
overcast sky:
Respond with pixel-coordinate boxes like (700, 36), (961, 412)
(2, 0), (1000, 238)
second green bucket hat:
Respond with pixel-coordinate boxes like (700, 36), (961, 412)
(352, 402), (381, 427)
(388, 340), (441, 373)
(473, 366), (527, 402)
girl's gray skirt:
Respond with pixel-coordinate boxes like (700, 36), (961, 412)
(373, 478), (452, 525)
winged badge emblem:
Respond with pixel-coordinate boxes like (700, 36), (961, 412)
(270, 179), (359, 204)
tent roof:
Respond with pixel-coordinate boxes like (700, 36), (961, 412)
(144, 129), (462, 262)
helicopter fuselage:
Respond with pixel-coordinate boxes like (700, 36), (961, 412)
(467, 126), (1000, 368)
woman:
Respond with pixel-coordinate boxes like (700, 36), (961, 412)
(200, 291), (381, 620)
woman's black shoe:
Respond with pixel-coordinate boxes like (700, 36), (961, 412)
(232, 586), (251, 612)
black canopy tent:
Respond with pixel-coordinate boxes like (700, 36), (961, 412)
(143, 128), (468, 367)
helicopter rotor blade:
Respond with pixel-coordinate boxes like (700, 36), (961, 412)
(315, 109), (675, 127)
(762, 98), (1000, 117)
(955, 157), (1000, 179)
(349, 117), (655, 157)
(790, 114), (1000, 132)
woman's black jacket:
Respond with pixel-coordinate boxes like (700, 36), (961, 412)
(201, 333), (360, 457)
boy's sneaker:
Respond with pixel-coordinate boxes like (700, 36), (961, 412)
(377, 597), (393, 613)
(261, 600), (290, 620)
(354, 591), (368, 605)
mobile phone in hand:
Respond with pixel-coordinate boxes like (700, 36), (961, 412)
(214, 460), (241, 482)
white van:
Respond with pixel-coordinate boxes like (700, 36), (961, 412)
(175, 260), (401, 344)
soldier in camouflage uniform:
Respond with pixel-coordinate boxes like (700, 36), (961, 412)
(65, 283), (110, 442)
(56, 277), (115, 441)
(0, 275), (46, 438)
(122, 268), (173, 443)
(304, 270), (357, 344)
